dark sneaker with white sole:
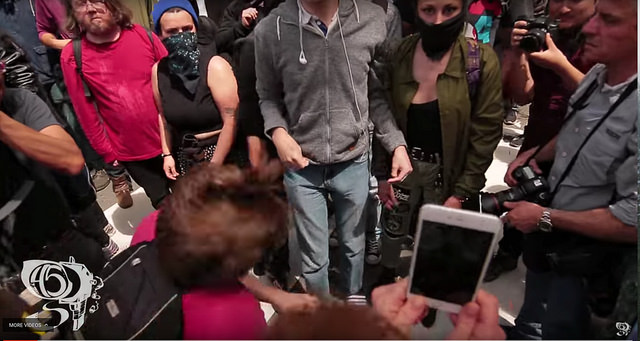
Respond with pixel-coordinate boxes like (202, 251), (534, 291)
(509, 135), (524, 148)
(365, 235), (381, 265)
(504, 107), (518, 125)
(103, 223), (116, 237)
(91, 169), (110, 192)
(102, 238), (119, 259)
(346, 294), (368, 306)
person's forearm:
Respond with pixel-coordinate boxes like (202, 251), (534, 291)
(239, 274), (282, 304)
(552, 59), (585, 93)
(158, 114), (172, 155)
(0, 112), (84, 174)
(247, 136), (267, 169)
(40, 33), (70, 50)
(533, 136), (557, 162)
(210, 120), (236, 165)
(550, 207), (637, 244)
(507, 50), (535, 105)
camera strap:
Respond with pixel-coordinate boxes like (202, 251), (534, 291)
(547, 78), (637, 200)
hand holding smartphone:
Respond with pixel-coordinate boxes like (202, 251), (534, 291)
(408, 204), (501, 313)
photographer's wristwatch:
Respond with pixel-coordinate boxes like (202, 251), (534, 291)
(537, 210), (553, 232)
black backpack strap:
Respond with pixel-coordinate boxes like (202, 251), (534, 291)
(73, 38), (107, 123)
(144, 28), (159, 61)
(72, 39), (92, 99)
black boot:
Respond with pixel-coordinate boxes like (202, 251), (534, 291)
(484, 249), (518, 282)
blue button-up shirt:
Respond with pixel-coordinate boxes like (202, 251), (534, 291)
(548, 64), (637, 226)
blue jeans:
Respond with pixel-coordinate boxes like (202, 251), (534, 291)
(284, 155), (369, 297)
(510, 270), (590, 339)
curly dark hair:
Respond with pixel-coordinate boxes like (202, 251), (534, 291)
(64, 0), (133, 35)
(155, 164), (289, 289)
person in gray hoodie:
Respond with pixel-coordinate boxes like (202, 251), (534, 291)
(254, 0), (412, 299)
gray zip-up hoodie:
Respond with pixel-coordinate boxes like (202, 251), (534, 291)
(254, 0), (406, 165)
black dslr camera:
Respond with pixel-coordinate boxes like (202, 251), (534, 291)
(518, 16), (559, 53)
(480, 166), (550, 215)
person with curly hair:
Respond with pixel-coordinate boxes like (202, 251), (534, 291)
(60, 0), (171, 209)
(130, 163), (318, 339)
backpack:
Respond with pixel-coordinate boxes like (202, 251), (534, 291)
(79, 241), (183, 340)
(465, 38), (482, 105)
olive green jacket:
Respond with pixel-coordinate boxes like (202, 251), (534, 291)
(373, 33), (503, 198)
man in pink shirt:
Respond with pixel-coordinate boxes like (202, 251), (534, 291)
(36, 0), (114, 194)
(61, 0), (171, 208)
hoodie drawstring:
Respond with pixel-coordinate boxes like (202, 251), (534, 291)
(337, 10), (364, 132)
(282, 0), (364, 131)
(277, 16), (282, 40)
(297, 6), (308, 64)
(353, 0), (360, 23)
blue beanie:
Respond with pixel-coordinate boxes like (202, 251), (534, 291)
(152, 0), (199, 34)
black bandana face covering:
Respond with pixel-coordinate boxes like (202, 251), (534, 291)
(162, 32), (200, 94)
(415, 11), (466, 60)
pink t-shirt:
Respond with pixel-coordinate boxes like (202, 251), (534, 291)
(132, 211), (267, 340)
(60, 25), (166, 163)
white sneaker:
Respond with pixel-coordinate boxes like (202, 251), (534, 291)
(103, 224), (116, 237)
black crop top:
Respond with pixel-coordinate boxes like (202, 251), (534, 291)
(157, 46), (222, 148)
(406, 100), (443, 156)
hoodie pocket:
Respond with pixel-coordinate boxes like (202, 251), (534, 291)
(290, 110), (326, 161)
(329, 108), (363, 155)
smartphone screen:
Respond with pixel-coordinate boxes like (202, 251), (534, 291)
(410, 220), (494, 305)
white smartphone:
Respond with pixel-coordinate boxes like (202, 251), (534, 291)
(407, 204), (502, 313)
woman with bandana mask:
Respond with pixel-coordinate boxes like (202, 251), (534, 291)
(372, 0), (503, 316)
(152, 0), (241, 179)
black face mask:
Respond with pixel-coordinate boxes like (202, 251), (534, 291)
(415, 11), (466, 60)
(162, 32), (200, 95)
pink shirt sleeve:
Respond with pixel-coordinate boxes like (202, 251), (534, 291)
(35, 0), (55, 39)
(130, 210), (160, 246)
(60, 44), (119, 163)
(35, 0), (72, 40)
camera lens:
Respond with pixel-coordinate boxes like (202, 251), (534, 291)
(520, 29), (546, 52)
(480, 186), (527, 215)
(480, 193), (502, 215)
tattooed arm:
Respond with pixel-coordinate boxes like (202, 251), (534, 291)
(208, 56), (239, 165)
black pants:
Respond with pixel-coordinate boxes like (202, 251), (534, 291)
(119, 156), (171, 209)
(53, 166), (109, 247)
(498, 227), (524, 258)
(74, 201), (110, 246)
